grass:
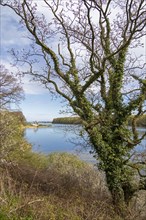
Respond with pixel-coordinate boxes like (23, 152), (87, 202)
(1, 152), (146, 220)
(0, 152), (116, 220)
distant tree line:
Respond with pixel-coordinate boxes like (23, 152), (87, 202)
(52, 117), (82, 124)
(53, 115), (146, 127)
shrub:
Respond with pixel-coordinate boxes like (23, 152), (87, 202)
(0, 153), (117, 220)
(0, 111), (28, 162)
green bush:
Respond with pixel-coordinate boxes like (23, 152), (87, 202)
(0, 111), (28, 162)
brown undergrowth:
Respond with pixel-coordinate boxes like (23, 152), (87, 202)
(0, 153), (146, 220)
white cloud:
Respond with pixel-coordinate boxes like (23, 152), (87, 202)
(0, 6), (30, 47)
(22, 76), (49, 95)
(1, 59), (49, 95)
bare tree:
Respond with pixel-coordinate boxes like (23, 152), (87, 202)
(0, 65), (24, 109)
(1, 0), (146, 212)
(0, 65), (25, 162)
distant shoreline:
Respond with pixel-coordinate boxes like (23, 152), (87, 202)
(52, 115), (146, 127)
(52, 117), (82, 125)
(24, 115), (146, 127)
(24, 124), (51, 129)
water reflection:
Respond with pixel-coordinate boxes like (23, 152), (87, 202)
(25, 124), (146, 164)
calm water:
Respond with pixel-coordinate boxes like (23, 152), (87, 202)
(25, 124), (146, 164)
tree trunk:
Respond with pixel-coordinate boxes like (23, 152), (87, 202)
(85, 124), (137, 216)
(105, 170), (128, 216)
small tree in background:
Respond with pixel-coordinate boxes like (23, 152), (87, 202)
(0, 65), (26, 161)
(1, 0), (146, 211)
(0, 65), (24, 109)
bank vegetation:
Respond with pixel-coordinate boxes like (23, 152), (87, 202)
(52, 115), (146, 127)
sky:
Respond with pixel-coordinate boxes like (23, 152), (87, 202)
(0, 2), (145, 121)
(0, 5), (69, 122)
